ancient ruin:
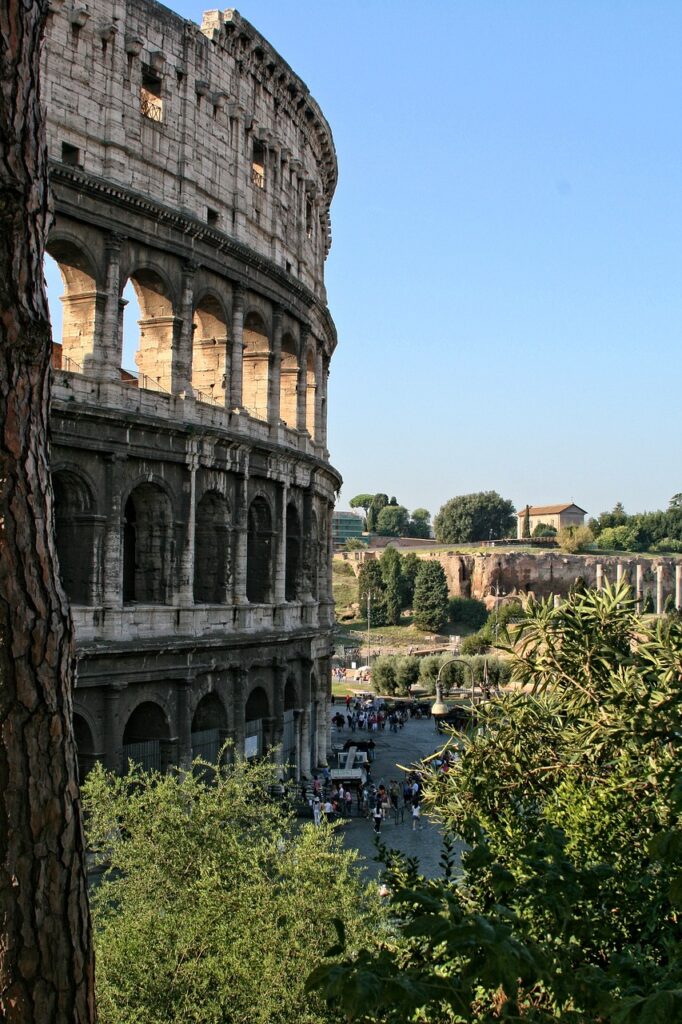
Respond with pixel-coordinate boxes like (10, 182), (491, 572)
(42, 1), (340, 777)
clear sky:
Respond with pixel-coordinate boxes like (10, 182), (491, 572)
(46, 1), (682, 524)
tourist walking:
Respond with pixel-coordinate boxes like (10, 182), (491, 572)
(372, 800), (384, 834)
(412, 799), (422, 831)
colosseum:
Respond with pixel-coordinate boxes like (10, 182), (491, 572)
(41, 1), (340, 779)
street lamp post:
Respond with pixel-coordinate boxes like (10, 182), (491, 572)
(366, 590), (371, 670)
(431, 657), (477, 726)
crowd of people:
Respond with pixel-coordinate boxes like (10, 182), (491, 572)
(305, 773), (425, 833)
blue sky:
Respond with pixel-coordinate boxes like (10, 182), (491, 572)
(46, 1), (682, 523)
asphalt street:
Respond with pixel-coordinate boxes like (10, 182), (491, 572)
(330, 713), (464, 880)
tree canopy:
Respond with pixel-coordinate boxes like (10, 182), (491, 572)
(310, 584), (682, 1022)
(433, 491), (516, 544)
(412, 561), (449, 632)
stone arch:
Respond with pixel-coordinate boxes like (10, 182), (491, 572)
(246, 495), (273, 603)
(123, 266), (176, 392)
(45, 235), (100, 372)
(279, 331), (298, 428)
(52, 468), (97, 604)
(285, 502), (301, 602)
(123, 481), (174, 604)
(192, 291), (229, 404)
(191, 691), (228, 764)
(242, 311), (270, 421)
(122, 699), (172, 773)
(244, 684), (269, 758)
(304, 346), (316, 436)
(194, 490), (231, 603)
(284, 675), (298, 711)
(73, 711), (97, 781)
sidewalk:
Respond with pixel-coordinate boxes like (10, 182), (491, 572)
(331, 715), (464, 879)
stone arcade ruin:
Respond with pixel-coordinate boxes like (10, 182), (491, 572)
(42, 1), (340, 778)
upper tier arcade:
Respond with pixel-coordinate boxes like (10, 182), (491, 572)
(42, 2), (337, 297)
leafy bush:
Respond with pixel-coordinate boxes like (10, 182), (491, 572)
(651, 537), (682, 553)
(394, 655), (421, 695)
(558, 524), (594, 553)
(460, 631), (491, 655)
(372, 655), (398, 695)
(448, 596), (488, 630)
(532, 522), (557, 538)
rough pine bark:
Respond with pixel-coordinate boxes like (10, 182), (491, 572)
(0, 3), (96, 1021)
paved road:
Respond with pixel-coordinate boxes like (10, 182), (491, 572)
(329, 714), (464, 880)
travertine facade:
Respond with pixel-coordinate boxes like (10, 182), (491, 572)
(42, 1), (340, 778)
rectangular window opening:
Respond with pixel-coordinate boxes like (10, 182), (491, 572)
(141, 68), (163, 122)
(251, 141), (266, 189)
(207, 207), (219, 227)
(61, 142), (81, 167)
(306, 199), (313, 239)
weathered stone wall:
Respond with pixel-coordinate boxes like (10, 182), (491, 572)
(43, 1), (341, 780)
(417, 550), (681, 605)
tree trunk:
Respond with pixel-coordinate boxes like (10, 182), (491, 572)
(0, 3), (96, 1021)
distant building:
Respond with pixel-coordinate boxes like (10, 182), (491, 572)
(332, 511), (366, 547)
(517, 503), (587, 539)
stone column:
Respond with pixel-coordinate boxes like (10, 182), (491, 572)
(229, 286), (245, 410)
(300, 484), (314, 601)
(103, 683), (125, 773)
(316, 659), (331, 767)
(176, 679), (193, 768)
(268, 305), (283, 426)
(553, 594), (561, 608)
(95, 232), (124, 380)
(595, 563), (604, 591)
(616, 563), (624, 586)
(296, 326), (309, 432)
(102, 453), (125, 607)
(299, 657), (312, 776)
(274, 481), (287, 605)
(271, 661), (286, 767)
(173, 260), (197, 397)
(676, 564), (682, 610)
(636, 564), (643, 612)
(293, 708), (303, 782)
(178, 446), (198, 605)
(314, 347), (324, 444)
(232, 667), (247, 758)
(318, 357), (329, 449)
(232, 466), (249, 603)
(656, 564), (664, 615)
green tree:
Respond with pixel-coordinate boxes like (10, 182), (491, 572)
(380, 547), (405, 625)
(310, 584), (682, 1023)
(366, 493), (389, 533)
(408, 508), (431, 538)
(349, 493), (374, 528)
(413, 561), (449, 632)
(434, 491), (516, 544)
(85, 757), (381, 1024)
(532, 522), (556, 538)
(375, 504), (409, 537)
(521, 503), (531, 539)
(357, 560), (388, 626)
(401, 552), (421, 606)
(448, 596), (488, 630)
(395, 655), (421, 695)
(371, 655), (398, 695)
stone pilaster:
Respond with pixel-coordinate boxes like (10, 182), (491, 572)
(232, 467), (249, 603)
(296, 326), (310, 432)
(178, 445), (198, 604)
(656, 564), (664, 615)
(636, 564), (643, 611)
(268, 305), (283, 426)
(174, 259), (197, 397)
(231, 667), (247, 758)
(229, 285), (244, 410)
(102, 453), (125, 607)
(176, 679), (193, 768)
(274, 481), (287, 605)
(103, 683), (125, 772)
(271, 660), (287, 766)
(96, 232), (124, 380)
(676, 564), (682, 610)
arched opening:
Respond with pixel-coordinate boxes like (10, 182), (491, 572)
(246, 497), (272, 604)
(120, 279), (142, 379)
(122, 483), (173, 604)
(282, 676), (298, 778)
(45, 240), (99, 372)
(305, 347), (316, 437)
(123, 269), (175, 392)
(73, 713), (97, 781)
(122, 701), (171, 772)
(285, 503), (301, 602)
(192, 295), (229, 404)
(310, 511), (319, 600)
(52, 469), (95, 604)
(244, 685), (269, 758)
(191, 692), (228, 764)
(279, 333), (298, 427)
(194, 491), (231, 603)
(242, 312), (269, 421)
